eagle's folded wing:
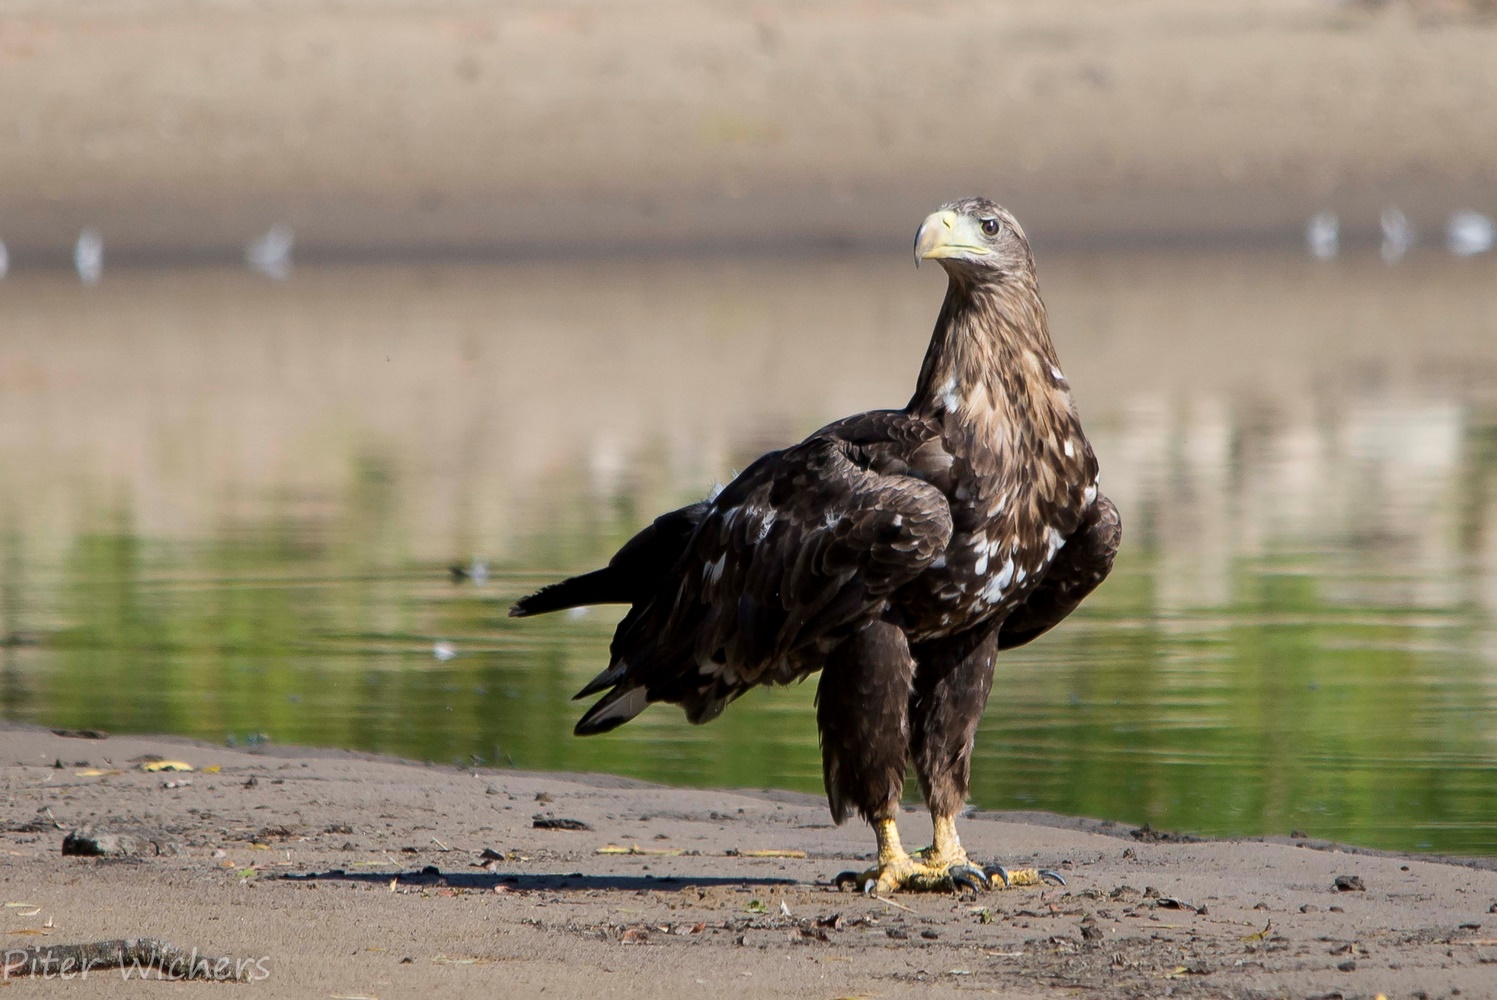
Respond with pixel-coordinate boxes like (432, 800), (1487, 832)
(574, 434), (953, 733)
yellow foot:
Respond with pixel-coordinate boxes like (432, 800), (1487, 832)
(908, 843), (1067, 891)
(833, 854), (990, 894)
(983, 864), (1068, 889)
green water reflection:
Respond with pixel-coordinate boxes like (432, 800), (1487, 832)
(1, 252), (1495, 854)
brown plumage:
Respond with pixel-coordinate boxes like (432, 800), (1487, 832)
(511, 197), (1120, 892)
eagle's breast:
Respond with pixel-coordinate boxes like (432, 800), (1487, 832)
(894, 362), (1098, 641)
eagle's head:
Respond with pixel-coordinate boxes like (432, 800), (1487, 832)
(914, 197), (1032, 280)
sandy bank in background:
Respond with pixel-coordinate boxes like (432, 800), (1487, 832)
(1, 0), (1495, 259)
(2, 724), (1493, 998)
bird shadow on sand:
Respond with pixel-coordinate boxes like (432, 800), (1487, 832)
(282, 867), (798, 893)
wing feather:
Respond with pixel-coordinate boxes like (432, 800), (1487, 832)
(997, 493), (1120, 650)
(575, 421), (953, 734)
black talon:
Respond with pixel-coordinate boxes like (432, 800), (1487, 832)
(1038, 868), (1067, 886)
(983, 864), (1012, 888)
(950, 865), (987, 893)
(833, 870), (862, 890)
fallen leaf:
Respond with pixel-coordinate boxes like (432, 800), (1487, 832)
(74, 769), (123, 777)
(141, 761), (193, 773)
(595, 844), (682, 856)
(741, 849), (807, 859)
(203, 765), (221, 774)
(1240, 920), (1273, 943)
(1163, 964), (1208, 978)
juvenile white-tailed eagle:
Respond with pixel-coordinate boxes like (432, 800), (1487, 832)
(511, 198), (1120, 893)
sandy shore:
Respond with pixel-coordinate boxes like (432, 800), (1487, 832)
(2, 1), (1496, 258)
(1, 723), (1493, 998)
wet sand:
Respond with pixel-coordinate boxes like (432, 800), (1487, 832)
(1, 0), (1495, 258)
(2, 723), (1494, 998)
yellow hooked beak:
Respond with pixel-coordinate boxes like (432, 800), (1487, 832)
(914, 210), (992, 266)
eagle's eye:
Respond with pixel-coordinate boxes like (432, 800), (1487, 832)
(979, 217), (1001, 237)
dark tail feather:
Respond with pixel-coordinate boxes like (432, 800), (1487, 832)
(573, 660), (628, 700)
(508, 567), (624, 618)
(574, 685), (650, 735)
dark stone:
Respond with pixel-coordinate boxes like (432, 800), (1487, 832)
(62, 825), (180, 858)
(62, 828), (139, 857)
(532, 816), (591, 831)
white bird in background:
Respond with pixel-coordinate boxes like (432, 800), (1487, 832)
(245, 223), (294, 280)
(467, 559), (490, 586)
(1305, 211), (1339, 260)
(1446, 211), (1494, 257)
(1379, 207), (1413, 264)
(74, 228), (104, 284)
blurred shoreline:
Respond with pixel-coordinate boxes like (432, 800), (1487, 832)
(2, 0), (1495, 262)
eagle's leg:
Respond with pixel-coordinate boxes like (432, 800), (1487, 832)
(822, 623), (986, 893)
(909, 628), (1064, 891)
(833, 815), (989, 895)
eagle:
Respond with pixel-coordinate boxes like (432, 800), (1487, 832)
(511, 198), (1120, 893)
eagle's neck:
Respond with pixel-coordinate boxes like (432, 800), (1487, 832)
(908, 273), (1060, 416)
(908, 270), (1090, 483)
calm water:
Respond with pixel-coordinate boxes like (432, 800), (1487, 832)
(2, 249), (1496, 854)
